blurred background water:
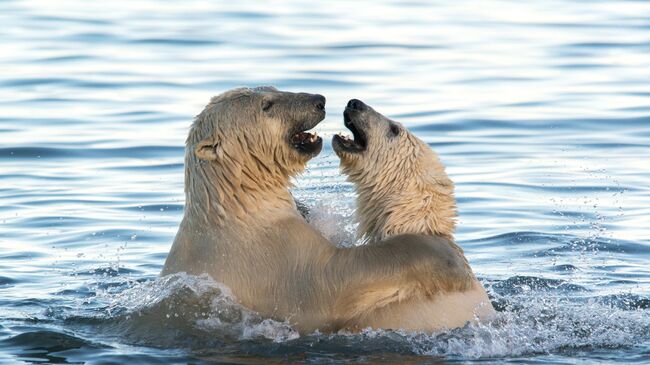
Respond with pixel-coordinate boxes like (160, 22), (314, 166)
(1, 0), (649, 364)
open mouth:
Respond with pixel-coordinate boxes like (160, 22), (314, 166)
(291, 129), (322, 155)
(333, 113), (367, 153)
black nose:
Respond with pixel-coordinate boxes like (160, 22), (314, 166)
(347, 99), (366, 111)
(313, 94), (326, 111)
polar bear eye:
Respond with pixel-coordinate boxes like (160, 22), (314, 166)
(389, 123), (400, 137)
(262, 100), (274, 112)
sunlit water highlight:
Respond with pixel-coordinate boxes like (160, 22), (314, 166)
(1, 0), (649, 364)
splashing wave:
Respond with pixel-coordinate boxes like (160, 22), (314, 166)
(61, 272), (649, 360)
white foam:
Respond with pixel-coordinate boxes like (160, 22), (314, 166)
(99, 273), (299, 342)
(97, 273), (649, 358)
(381, 294), (648, 359)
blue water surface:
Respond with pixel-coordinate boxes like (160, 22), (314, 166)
(1, 1), (649, 364)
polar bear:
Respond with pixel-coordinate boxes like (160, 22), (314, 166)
(333, 98), (496, 326)
(163, 87), (492, 334)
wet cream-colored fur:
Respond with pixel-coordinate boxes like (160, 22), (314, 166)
(333, 100), (496, 326)
(343, 126), (456, 243)
(162, 88), (491, 334)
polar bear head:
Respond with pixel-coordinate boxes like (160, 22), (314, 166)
(332, 99), (456, 242)
(185, 86), (325, 222)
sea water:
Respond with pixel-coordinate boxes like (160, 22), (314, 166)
(0, 1), (649, 363)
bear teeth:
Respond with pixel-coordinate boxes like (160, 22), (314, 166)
(337, 133), (352, 143)
(292, 131), (318, 144)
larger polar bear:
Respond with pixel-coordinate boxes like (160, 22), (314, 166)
(163, 87), (491, 333)
(333, 99), (496, 329)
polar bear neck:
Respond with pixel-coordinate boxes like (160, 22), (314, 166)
(355, 180), (457, 243)
(352, 140), (457, 243)
(183, 145), (299, 227)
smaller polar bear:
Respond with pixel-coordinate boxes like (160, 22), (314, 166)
(333, 99), (496, 327)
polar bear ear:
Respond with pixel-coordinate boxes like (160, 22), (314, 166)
(194, 135), (221, 161)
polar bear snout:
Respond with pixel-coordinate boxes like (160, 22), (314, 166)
(287, 93), (326, 131)
(293, 92), (326, 114)
(346, 98), (367, 111)
(313, 94), (326, 112)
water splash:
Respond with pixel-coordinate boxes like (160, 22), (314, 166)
(302, 198), (358, 247)
(94, 273), (299, 344)
(67, 272), (649, 360)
